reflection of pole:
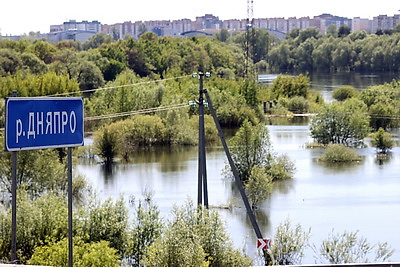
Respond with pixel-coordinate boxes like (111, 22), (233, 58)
(197, 72), (208, 208)
(11, 90), (17, 264)
(68, 147), (73, 267)
(204, 89), (270, 265)
(11, 151), (17, 263)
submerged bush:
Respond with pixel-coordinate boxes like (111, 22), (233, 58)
(319, 144), (361, 163)
(332, 86), (359, 101)
(371, 127), (394, 153)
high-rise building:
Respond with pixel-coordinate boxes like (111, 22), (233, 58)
(352, 17), (371, 32)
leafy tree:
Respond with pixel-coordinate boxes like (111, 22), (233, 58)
(0, 48), (23, 76)
(310, 99), (370, 146)
(270, 74), (310, 99)
(371, 128), (394, 153)
(138, 32), (169, 78)
(50, 48), (80, 77)
(338, 25), (351, 37)
(125, 38), (151, 77)
(245, 166), (273, 208)
(0, 191), (68, 263)
(228, 120), (273, 182)
(317, 230), (394, 264)
(27, 40), (56, 64)
(126, 194), (163, 266)
(327, 24), (338, 37)
(287, 28), (300, 39)
(143, 200), (253, 267)
(78, 196), (129, 256)
(268, 43), (293, 70)
(228, 120), (295, 187)
(0, 71), (80, 98)
(215, 28), (230, 42)
(359, 85), (400, 130)
(240, 79), (258, 107)
(270, 218), (311, 265)
(295, 37), (316, 70)
(86, 70), (163, 117)
(119, 115), (167, 157)
(93, 125), (119, 164)
(82, 33), (112, 50)
(28, 238), (120, 267)
(20, 52), (47, 74)
(298, 27), (320, 43)
(55, 40), (79, 51)
(75, 60), (105, 92)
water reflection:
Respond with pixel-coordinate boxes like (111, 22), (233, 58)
(374, 152), (392, 166)
(259, 72), (399, 103)
(316, 158), (365, 173)
(100, 163), (117, 186)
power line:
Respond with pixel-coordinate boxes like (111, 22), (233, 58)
(85, 103), (188, 121)
(47, 74), (192, 97)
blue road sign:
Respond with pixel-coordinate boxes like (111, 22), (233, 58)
(5, 97), (84, 151)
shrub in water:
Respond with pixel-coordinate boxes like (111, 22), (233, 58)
(319, 144), (361, 163)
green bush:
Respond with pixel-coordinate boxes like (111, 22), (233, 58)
(332, 86), (359, 101)
(28, 238), (120, 267)
(287, 96), (310, 114)
(270, 218), (311, 265)
(93, 125), (119, 163)
(310, 99), (370, 146)
(319, 144), (361, 163)
(144, 200), (253, 267)
(271, 74), (310, 99)
(371, 128), (394, 153)
(318, 230), (394, 264)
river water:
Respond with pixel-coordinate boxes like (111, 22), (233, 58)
(77, 72), (400, 264)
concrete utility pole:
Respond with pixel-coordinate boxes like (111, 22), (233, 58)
(195, 71), (210, 209)
(204, 89), (271, 265)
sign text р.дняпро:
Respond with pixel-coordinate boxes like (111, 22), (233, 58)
(5, 97), (84, 151)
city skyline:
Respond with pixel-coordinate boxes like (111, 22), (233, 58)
(1, 0), (399, 35)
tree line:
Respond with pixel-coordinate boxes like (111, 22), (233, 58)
(268, 26), (400, 72)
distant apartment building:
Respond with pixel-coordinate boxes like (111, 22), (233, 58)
(222, 19), (243, 31)
(5, 12), (400, 43)
(193, 14), (222, 31)
(312, 14), (352, 33)
(47, 20), (101, 42)
(372, 14), (400, 32)
(50, 20), (101, 33)
(352, 17), (371, 32)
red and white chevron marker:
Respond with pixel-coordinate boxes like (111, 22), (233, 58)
(257, 238), (271, 250)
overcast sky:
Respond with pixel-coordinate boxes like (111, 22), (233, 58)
(1, 0), (399, 35)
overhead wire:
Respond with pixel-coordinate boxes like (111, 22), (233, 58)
(0, 74), (194, 130)
(85, 103), (189, 121)
(46, 74), (192, 97)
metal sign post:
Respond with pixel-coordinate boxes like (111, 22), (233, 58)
(11, 151), (17, 263)
(4, 97), (84, 266)
(68, 147), (73, 267)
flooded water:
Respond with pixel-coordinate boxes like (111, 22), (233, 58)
(259, 72), (400, 102)
(77, 72), (400, 263)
